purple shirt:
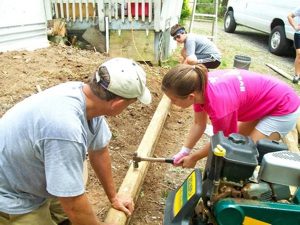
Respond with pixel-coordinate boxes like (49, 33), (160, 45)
(193, 69), (300, 136)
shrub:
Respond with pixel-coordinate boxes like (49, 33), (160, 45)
(180, 0), (191, 24)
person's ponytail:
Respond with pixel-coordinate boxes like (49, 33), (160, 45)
(194, 64), (208, 93)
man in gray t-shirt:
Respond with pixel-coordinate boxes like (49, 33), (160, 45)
(0, 58), (152, 225)
(170, 24), (221, 69)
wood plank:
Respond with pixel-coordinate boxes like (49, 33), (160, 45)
(282, 128), (299, 152)
(104, 95), (171, 225)
(265, 63), (294, 81)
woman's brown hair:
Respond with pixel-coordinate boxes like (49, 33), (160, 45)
(161, 64), (208, 98)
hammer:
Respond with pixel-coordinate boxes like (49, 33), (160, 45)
(132, 152), (174, 168)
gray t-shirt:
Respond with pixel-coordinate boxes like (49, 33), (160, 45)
(185, 33), (221, 61)
(0, 82), (111, 214)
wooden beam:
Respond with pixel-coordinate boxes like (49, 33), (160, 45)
(282, 127), (299, 153)
(104, 94), (171, 225)
(265, 63), (293, 81)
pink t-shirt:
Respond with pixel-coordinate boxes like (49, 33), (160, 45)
(193, 69), (300, 136)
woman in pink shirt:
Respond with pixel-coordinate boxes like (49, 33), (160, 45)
(161, 64), (300, 168)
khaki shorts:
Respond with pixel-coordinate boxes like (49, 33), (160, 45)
(256, 106), (300, 138)
(0, 199), (69, 225)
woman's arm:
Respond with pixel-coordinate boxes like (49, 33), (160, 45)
(174, 111), (208, 167)
(184, 111), (207, 149)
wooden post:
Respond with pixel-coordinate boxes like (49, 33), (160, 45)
(282, 127), (299, 152)
(265, 63), (294, 81)
(282, 117), (300, 153)
(104, 95), (171, 225)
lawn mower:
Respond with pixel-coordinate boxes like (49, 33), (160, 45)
(164, 131), (300, 225)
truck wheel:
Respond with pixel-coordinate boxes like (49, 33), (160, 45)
(224, 11), (236, 33)
(268, 26), (290, 56)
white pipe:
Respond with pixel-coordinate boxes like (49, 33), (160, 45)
(105, 16), (109, 54)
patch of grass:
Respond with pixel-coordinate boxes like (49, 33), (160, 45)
(161, 47), (182, 68)
(161, 189), (169, 199)
(219, 57), (231, 69)
(161, 57), (179, 69)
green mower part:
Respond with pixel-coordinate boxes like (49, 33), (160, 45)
(164, 169), (202, 225)
(214, 197), (300, 225)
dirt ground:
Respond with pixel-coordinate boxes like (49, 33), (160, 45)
(0, 21), (298, 225)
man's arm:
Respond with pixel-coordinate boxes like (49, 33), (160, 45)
(59, 194), (109, 225)
(184, 38), (198, 65)
(88, 147), (134, 216)
(184, 54), (198, 65)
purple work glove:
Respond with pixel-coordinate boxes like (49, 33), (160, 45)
(173, 146), (191, 165)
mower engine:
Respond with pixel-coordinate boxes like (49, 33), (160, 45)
(164, 131), (300, 225)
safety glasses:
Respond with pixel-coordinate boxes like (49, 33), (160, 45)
(173, 34), (181, 40)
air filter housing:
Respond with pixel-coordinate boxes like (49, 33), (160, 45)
(258, 151), (300, 186)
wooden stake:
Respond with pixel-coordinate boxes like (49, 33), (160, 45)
(104, 95), (171, 225)
(282, 128), (299, 152)
(265, 63), (293, 81)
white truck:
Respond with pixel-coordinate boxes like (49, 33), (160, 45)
(224, 0), (298, 56)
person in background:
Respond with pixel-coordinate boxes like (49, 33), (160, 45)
(161, 64), (300, 168)
(0, 57), (152, 225)
(170, 24), (221, 69)
(288, 8), (300, 84)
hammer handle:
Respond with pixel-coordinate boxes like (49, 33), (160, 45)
(139, 157), (174, 164)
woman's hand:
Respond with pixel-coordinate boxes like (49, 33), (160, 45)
(173, 146), (191, 165)
(180, 154), (198, 168)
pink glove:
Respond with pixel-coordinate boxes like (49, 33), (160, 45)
(173, 146), (191, 165)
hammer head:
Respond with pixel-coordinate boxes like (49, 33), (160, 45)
(132, 152), (140, 168)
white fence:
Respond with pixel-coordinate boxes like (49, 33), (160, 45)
(47, 0), (163, 32)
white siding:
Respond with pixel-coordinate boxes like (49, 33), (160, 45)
(0, 0), (49, 52)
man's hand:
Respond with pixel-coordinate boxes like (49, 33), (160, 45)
(110, 194), (134, 216)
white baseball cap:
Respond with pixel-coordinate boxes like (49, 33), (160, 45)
(97, 58), (152, 105)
